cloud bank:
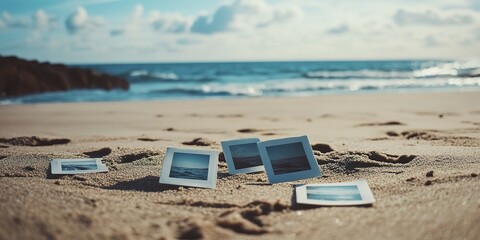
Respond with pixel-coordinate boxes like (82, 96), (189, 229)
(190, 0), (302, 34)
(394, 9), (473, 26)
(65, 7), (104, 34)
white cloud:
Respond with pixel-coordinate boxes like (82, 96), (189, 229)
(110, 4), (143, 35)
(111, 5), (190, 35)
(190, 0), (302, 34)
(0, 10), (55, 30)
(65, 7), (104, 34)
(326, 24), (349, 34)
(394, 9), (473, 26)
(424, 35), (442, 47)
(1, 12), (29, 28)
(149, 11), (190, 33)
(32, 10), (54, 30)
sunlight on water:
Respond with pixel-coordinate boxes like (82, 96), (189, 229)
(1, 60), (479, 104)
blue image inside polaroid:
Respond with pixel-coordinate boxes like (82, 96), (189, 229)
(306, 185), (362, 201)
(229, 142), (263, 169)
(169, 152), (210, 180)
(266, 142), (311, 175)
(61, 160), (98, 171)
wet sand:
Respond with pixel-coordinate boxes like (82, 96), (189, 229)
(0, 91), (479, 239)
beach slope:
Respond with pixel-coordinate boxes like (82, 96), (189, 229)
(0, 91), (479, 240)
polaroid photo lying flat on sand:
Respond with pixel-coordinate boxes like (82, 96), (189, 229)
(159, 147), (218, 189)
(50, 158), (108, 175)
(295, 180), (375, 206)
(221, 138), (264, 174)
(257, 135), (321, 184)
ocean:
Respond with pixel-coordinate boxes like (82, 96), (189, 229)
(271, 156), (312, 175)
(61, 160), (98, 171)
(169, 166), (209, 180)
(2, 60), (480, 104)
(232, 155), (263, 169)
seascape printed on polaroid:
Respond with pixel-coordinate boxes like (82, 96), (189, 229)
(61, 160), (98, 171)
(230, 143), (263, 169)
(169, 152), (210, 180)
(306, 185), (362, 201)
(266, 142), (311, 175)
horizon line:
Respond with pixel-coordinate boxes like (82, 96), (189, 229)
(0, 54), (455, 66)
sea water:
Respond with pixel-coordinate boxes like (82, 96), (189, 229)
(2, 60), (479, 104)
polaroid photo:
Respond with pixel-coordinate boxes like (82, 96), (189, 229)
(257, 135), (321, 184)
(295, 179), (376, 206)
(221, 138), (264, 175)
(50, 158), (108, 175)
(159, 147), (218, 189)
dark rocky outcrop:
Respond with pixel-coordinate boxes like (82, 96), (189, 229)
(0, 56), (129, 97)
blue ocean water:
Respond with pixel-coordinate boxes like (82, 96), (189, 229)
(2, 60), (480, 104)
(271, 156), (312, 175)
(232, 155), (263, 169)
(306, 185), (362, 201)
(169, 166), (208, 180)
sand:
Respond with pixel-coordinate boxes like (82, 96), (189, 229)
(0, 91), (479, 240)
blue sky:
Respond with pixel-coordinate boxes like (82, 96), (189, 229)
(172, 152), (209, 169)
(1, 0), (479, 63)
(230, 143), (260, 158)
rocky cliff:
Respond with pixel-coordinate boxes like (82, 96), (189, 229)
(0, 56), (129, 97)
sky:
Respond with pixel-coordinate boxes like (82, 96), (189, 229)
(266, 142), (306, 161)
(0, 0), (479, 63)
(171, 152), (210, 169)
(230, 143), (260, 158)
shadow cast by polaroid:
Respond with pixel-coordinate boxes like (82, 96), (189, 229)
(159, 147), (218, 189)
(221, 138), (264, 175)
(257, 135), (321, 184)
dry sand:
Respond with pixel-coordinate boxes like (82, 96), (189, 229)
(0, 91), (479, 240)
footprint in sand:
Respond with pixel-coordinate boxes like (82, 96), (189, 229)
(311, 143), (334, 153)
(237, 128), (260, 133)
(356, 121), (405, 127)
(314, 150), (416, 173)
(119, 152), (160, 163)
(217, 200), (289, 235)
(83, 148), (112, 158)
(156, 200), (289, 235)
(137, 138), (163, 142)
(0, 136), (71, 146)
(217, 114), (243, 118)
(182, 138), (214, 146)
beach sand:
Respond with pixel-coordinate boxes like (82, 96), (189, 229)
(0, 91), (479, 240)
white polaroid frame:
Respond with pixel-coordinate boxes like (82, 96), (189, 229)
(50, 158), (108, 175)
(221, 138), (264, 175)
(159, 147), (218, 189)
(295, 179), (376, 206)
(257, 135), (321, 184)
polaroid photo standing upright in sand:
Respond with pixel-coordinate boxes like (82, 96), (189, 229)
(221, 138), (264, 174)
(159, 147), (218, 189)
(295, 180), (376, 206)
(50, 158), (108, 174)
(257, 135), (321, 184)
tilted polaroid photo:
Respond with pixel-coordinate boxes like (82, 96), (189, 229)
(257, 135), (321, 184)
(221, 138), (264, 175)
(295, 179), (376, 206)
(50, 158), (108, 175)
(159, 147), (218, 189)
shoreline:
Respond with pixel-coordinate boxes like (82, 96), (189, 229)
(2, 87), (480, 106)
